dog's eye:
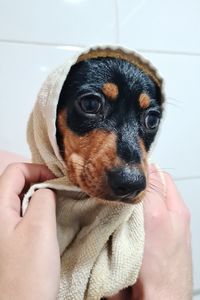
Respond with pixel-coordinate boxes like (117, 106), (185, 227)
(80, 97), (101, 113)
(77, 94), (103, 115)
(144, 111), (160, 130)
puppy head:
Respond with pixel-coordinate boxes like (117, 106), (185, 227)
(56, 56), (164, 203)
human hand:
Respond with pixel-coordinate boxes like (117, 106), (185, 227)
(0, 163), (60, 300)
(108, 165), (192, 300)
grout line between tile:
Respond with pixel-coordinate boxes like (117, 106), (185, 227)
(137, 48), (200, 57)
(174, 176), (200, 182)
(1, 38), (200, 57)
(0, 38), (85, 50)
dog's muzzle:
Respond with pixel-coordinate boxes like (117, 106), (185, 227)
(106, 166), (146, 202)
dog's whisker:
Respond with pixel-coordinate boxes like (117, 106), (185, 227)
(146, 187), (161, 197)
(148, 177), (165, 187)
(148, 167), (174, 175)
(148, 177), (164, 188)
(148, 183), (163, 195)
(72, 162), (84, 167)
(147, 183), (164, 197)
(166, 96), (182, 104)
(165, 101), (181, 108)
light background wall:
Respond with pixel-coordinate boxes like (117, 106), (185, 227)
(0, 0), (199, 296)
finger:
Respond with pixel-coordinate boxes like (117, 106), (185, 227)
(164, 172), (188, 213)
(23, 188), (57, 231)
(0, 163), (55, 213)
(144, 164), (167, 215)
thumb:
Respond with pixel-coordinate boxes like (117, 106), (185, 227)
(23, 188), (57, 231)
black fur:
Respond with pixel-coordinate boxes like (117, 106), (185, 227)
(56, 57), (163, 164)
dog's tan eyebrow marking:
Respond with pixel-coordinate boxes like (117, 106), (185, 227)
(102, 82), (118, 101)
(139, 93), (150, 109)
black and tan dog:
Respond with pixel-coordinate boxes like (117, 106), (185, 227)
(56, 55), (163, 203)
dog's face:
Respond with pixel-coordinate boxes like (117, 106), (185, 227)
(56, 57), (163, 203)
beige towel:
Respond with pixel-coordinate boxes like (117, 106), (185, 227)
(23, 45), (163, 300)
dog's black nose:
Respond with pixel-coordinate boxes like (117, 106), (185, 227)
(107, 167), (146, 199)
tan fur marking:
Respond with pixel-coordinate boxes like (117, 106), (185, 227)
(102, 83), (118, 101)
(57, 109), (121, 198)
(139, 93), (150, 109)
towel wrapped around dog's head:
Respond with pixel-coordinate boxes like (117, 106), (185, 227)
(23, 45), (164, 300)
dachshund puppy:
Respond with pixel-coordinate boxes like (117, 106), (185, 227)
(56, 57), (163, 203)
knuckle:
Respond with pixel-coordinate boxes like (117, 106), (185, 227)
(5, 162), (26, 173)
(6, 162), (22, 170)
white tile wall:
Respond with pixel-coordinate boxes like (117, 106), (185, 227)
(117, 0), (200, 54)
(0, 41), (82, 156)
(145, 52), (200, 179)
(0, 0), (199, 295)
(0, 0), (117, 45)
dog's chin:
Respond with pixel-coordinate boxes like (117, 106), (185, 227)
(99, 192), (145, 204)
(79, 186), (145, 204)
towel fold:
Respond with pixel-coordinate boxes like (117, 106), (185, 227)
(23, 45), (163, 299)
